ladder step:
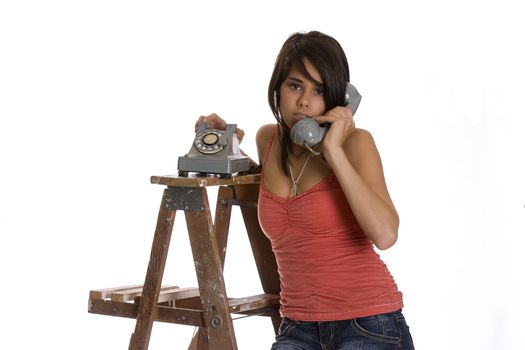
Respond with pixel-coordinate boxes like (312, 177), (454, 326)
(89, 285), (279, 317)
(156, 287), (200, 303)
(228, 294), (280, 313)
(89, 284), (144, 300)
(90, 285), (178, 302)
(112, 285), (179, 302)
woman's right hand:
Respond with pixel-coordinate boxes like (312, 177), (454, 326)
(195, 113), (245, 143)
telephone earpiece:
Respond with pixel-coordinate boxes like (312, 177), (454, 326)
(290, 83), (362, 152)
(345, 83), (361, 115)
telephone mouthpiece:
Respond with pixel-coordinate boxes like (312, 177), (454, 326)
(290, 118), (327, 149)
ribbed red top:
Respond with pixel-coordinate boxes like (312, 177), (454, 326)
(257, 131), (403, 321)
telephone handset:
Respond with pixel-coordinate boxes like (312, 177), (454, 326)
(290, 83), (361, 153)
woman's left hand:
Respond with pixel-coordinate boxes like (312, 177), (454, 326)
(313, 106), (355, 150)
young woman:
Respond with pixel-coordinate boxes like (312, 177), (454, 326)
(195, 31), (414, 350)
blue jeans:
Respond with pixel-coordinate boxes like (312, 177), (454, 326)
(271, 310), (415, 350)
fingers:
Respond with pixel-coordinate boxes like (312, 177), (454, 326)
(194, 113), (227, 131)
(328, 106), (354, 119)
(194, 114), (244, 143)
(236, 128), (245, 143)
(315, 106), (354, 123)
(194, 115), (207, 131)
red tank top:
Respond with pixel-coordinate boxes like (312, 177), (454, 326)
(257, 130), (403, 321)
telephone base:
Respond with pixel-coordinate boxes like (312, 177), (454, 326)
(177, 155), (251, 178)
(178, 171), (238, 179)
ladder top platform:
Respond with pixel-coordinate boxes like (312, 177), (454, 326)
(150, 174), (261, 187)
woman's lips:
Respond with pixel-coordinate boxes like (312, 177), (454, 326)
(293, 113), (311, 123)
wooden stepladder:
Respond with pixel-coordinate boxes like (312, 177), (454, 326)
(88, 174), (281, 349)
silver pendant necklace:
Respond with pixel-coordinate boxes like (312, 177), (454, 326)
(288, 152), (313, 197)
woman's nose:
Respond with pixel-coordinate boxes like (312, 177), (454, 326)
(298, 93), (309, 108)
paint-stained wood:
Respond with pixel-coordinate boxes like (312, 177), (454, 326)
(185, 187), (238, 350)
(88, 298), (206, 326)
(228, 294), (280, 313)
(129, 189), (177, 350)
(90, 284), (144, 300)
(150, 174), (260, 188)
(188, 185), (235, 349)
(88, 173), (280, 350)
(89, 291), (278, 324)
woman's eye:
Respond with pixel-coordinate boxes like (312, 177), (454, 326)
(315, 87), (325, 95)
(289, 83), (301, 90)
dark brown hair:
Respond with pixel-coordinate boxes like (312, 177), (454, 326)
(268, 31), (351, 174)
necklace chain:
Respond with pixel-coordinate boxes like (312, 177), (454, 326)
(288, 152), (313, 197)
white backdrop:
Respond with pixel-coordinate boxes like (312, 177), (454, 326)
(1, 1), (524, 349)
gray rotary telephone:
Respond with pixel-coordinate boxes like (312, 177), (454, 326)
(177, 123), (251, 178)
(290, 83), (361, 153)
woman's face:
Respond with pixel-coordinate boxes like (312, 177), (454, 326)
(279, 58), (326, 129)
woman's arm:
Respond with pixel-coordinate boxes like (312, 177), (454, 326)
(316, 108), (399, 250)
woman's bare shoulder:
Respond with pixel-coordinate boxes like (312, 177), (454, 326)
(256, 124), (277, 139)
(256, 124), (278, 164)
(346, 127), (375, 149)
(343, 128), (380, 165)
